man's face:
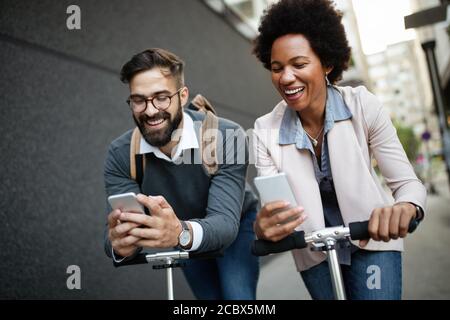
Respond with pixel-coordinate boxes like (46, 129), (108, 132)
(129, 68), (188, 147)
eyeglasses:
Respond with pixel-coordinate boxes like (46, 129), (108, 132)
(126, 88), (183, 113)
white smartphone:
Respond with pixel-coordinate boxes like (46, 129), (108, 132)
(254, 172), (298, 222)
(108, 192), (145, 214)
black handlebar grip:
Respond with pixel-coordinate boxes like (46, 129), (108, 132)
(189, 250), (224, 260)
(113, 253), (148, 268)
(251, 231), (307, 256)
(349, 219), (418, 240)
(113, 250), (224, 268)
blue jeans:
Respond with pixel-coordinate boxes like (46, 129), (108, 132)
(181, 209), (260, 300)
(300, 250), (402, 300)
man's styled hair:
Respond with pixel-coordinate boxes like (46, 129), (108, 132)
(252, 0), (351, 84)
(120, 48), (185, 87)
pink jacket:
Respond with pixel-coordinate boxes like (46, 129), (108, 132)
(253, 85), (427, 271)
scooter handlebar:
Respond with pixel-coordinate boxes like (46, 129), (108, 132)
(348, 219), (418, 240)
(113, 250), (223, 268)
(252, 218), (418, 257)
(113, 253), (149, 267)
(251, 231), (307, 257)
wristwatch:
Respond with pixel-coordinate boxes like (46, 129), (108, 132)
(414, 204), (424, 221)
(178, 220), (192, 249)
(409, 204), (424, 233)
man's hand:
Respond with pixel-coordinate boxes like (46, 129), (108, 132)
(107, 209), (141, 258)
(360, 202), (417, 247)
(254, 201), (307, 242)
(119, 194), (182, 248)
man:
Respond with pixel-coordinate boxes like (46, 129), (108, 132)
(104, 48), (259, 299)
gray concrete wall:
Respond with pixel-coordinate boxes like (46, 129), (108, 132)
(0, 0), (279, 299)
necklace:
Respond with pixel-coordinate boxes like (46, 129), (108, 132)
(304, 126), (324, 147)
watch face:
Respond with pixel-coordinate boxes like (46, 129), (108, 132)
(179, 230), (191, 247)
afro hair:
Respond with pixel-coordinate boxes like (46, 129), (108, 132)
(253, 0), (351, 84)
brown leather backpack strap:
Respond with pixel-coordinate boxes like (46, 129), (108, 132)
(191, 94), (217, 115)
(201, 110), (219, 176)
(130, 127), (142, 181)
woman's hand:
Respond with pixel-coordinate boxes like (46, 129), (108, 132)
(254, 201), (307, 242)
(360, 202), (417, 247)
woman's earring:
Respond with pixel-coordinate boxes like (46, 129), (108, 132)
(325, 73), (331, 86)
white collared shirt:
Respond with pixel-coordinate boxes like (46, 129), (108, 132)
(138, 112), (203, 251)
(138, 111), (199, 161)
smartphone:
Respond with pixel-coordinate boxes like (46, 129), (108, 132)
(108, 192), (145, 214)
(254, 172), (298, 223)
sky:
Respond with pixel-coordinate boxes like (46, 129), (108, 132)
(351, 0), (417, 55)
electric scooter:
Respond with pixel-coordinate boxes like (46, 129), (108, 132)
(252, 220), (418, 300)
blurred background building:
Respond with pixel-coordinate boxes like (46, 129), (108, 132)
(334, 0), (372, 88)
(408, 0), (450, 187)
(411, 0), (450, 101)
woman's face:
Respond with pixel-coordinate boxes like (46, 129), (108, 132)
(270, 34), (331, 112)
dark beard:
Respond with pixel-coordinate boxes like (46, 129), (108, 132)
(133, 105), (183, 147)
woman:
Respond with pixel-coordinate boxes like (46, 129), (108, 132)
(252, 0), (426, 300)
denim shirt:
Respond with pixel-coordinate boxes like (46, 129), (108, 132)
(279, 86), (357, 265)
